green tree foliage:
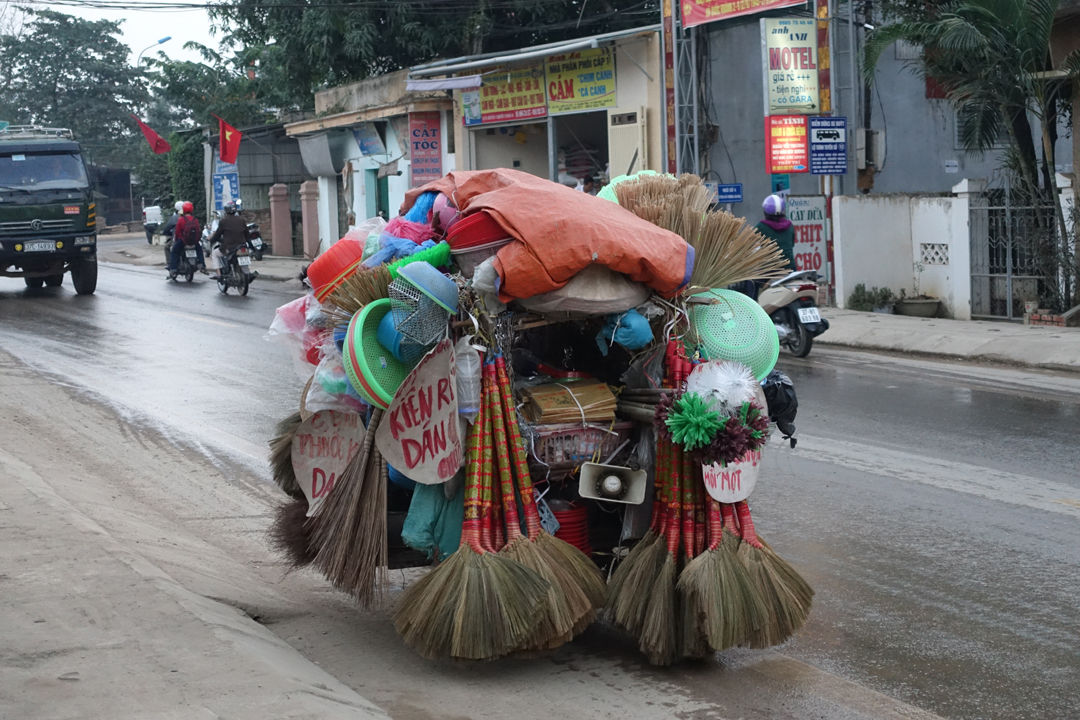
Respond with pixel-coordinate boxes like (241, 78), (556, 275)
(209, 0), (658, 93)
(0, 10), (148, 166)
(863, 0), (1078, 200)
(148, 41), (307, 129)
(133, 143), (174, 206)
(167, 131), (206, 218)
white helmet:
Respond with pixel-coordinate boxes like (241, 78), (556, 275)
(174, 200), (185, 213)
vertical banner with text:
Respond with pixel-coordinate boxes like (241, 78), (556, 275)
(761, 18), (820, 115)
(408, 112), (442, 188)
(664, 0), (677, 173)
(765, 115), (809, 174)
(787, 195), (829, 278)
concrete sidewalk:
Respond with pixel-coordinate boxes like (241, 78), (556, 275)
(0, 447), (389, 720)
(820, 307), (1080, 373)
(98, 234), (308, 283)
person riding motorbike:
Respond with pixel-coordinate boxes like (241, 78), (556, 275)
(208, 201), (250, 281)
(161, 200), (184, 241)
(755, 194), (796, 271)
(167, 201), (207, 279)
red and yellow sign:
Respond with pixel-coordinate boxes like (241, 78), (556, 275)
(461, 64), (547, 126)
(765, 115), (809, 174)
(682, 0), (805, 28)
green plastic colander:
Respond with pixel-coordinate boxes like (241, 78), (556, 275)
(343, 299), (419, 409)
(689, 289), (779, 381)
(597, 169), (660, 203)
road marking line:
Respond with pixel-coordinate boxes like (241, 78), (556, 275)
(163, 310), (239, 328)
(780, 434), (1080, 519)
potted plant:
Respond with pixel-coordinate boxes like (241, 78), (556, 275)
(846, 284), (896, 313)
(894, 263), (942, 317)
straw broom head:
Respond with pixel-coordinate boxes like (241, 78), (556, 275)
(613, 173), (790, 293)
(677, 533), (767, 651)
(322, 265), (392, 325)
(267, 497), (316, 569)
(637, 557), (679, 665)
(269, 412), (304, 498)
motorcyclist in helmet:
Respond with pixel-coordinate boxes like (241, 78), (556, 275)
(161, 200), (184, 241)
(208, 200), (250, 281)
(167, 201), (207, 279)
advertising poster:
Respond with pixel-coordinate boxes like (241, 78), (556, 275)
(761, 18), (820, 115)
(544, 47), (616, 115)
(461, 64), (547, 126)
(765, 115), (809, 174)
(787, 195), (828, 276)
(353, 123), (387, 156)
(682, 0), (805, 27)
(408, 112), (443, 188)
(212, 172), (240, 211)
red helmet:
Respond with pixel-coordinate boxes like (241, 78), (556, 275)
(182, 201), (194, 214)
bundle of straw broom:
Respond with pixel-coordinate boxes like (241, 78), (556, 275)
(392, 351), (605, 659)
(614, 173), (790, 292)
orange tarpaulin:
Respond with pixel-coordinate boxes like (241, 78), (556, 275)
(402, 169), (693, 302)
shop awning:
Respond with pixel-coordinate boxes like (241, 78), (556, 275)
(405, 76), (483, 92)
(408, 24), (660, 79)
(283, 98), (452, 137)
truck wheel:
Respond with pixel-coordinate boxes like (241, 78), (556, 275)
(45, 273), (63, 287)
(70, 259), (98, 295)
(24, 277), (44, 289)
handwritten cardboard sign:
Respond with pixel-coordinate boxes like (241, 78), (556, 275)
(702, 449), (762, 504)
(292, 410), (366, 516)
(376, 339), (463, 485)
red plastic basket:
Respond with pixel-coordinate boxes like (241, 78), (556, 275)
(447, 210), (512, 250)
(308, 239), (365, 302)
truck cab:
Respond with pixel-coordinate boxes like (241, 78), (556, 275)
(0, 125), (98, 294)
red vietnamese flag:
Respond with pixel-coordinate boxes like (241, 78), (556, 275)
(131, 115), (171, 154)
(214, 115), (242, 164)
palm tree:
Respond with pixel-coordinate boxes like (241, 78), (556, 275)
(864, 0), (1079, 304)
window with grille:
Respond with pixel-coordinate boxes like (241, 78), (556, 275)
(920, 243), (949, 266)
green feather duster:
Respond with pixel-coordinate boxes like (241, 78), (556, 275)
(665, 392), (723, 451)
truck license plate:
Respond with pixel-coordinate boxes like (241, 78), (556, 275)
(25, 241), (56, 252)
(797, 307), (821, 324)
(185, 249), (197, 258)
(238, 256), (251, 266)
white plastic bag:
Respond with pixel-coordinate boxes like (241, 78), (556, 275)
(454, 336), (482, 424)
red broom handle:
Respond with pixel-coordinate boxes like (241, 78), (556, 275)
(494, 355), (544, 540)
(665, 445), (683, 557)
(706, 500), (723, 551)
(734, 501), (764, 549)
(487, 361), (523, 542)
(461, 359), (487, 554)
(479, 366), (497, 553)
(720, 502), (740, 538)
(680, 442), (695, 562)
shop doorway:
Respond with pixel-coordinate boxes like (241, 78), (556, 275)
(472, 122), (549, 178)
(553, 112), (609, 190)
(365, 170), (390, 219)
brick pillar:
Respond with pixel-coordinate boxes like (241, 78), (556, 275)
(299, 180), (320, 259)
(268, 184), (292, 256)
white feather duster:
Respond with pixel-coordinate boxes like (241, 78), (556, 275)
(686, 360), (758, 414)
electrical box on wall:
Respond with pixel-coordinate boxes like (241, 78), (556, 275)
(608, 107), (648, 177)
(855, 128), (886, 170)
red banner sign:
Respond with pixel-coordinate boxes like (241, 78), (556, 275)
(681, 0), (805, 28)
(765, 115), (809, 174)
(408, 111), (443, 188)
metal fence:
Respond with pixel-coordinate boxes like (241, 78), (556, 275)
(970, 179), (1076, 319)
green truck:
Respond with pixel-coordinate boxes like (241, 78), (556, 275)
(0, 125), (98, 294)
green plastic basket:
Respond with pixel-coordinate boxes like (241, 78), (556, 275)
(343, 299), (418, 409)
(689, 289), (779, 381)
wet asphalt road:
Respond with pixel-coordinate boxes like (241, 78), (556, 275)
(1, 260), (1077, 720)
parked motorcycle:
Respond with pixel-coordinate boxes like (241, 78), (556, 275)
(758, 270), (830, 357)
(247, 222), (265, 260)
(215, 243), (257, 295)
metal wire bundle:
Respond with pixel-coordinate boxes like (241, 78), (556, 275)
(614, 173), (790, 292)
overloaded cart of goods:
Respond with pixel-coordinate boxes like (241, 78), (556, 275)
(265, 168), (809, 665)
